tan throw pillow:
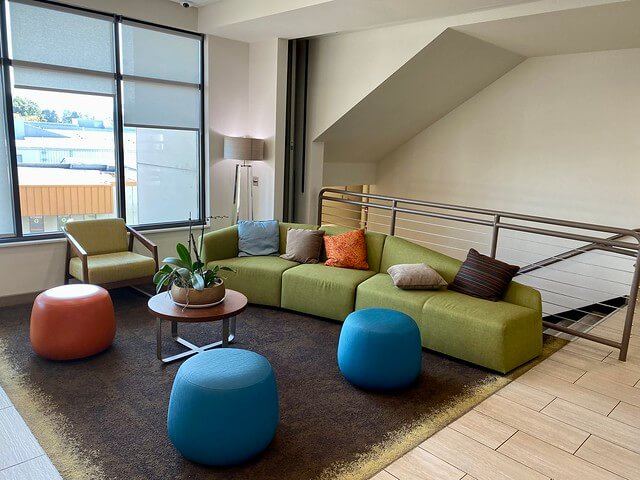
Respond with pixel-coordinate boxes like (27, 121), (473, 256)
(387, 263), (448, 290)
(280, 229), (325, 264)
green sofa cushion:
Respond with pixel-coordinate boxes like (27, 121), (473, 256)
(380, 235), (462, 283)
(200, 225), (239, 263)
(321, 225), (386, 272)
(69, 252), (156, 284)
(279, 222), (318, 255)
(210, 256), (298, 307)
(281, 264), (376, 321)
(421, 290), (542, 373)
(356, 273), (440, 320)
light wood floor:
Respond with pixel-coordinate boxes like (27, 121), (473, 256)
(1, 307), (639, 479)
(374, 305), (640, 480)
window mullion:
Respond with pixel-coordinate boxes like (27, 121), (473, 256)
(113, 15), (127, 223)
(0, 1), (23, 237)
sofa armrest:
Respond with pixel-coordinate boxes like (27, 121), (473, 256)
(199, 225), (239, 265)
(503, 281), (542, 313)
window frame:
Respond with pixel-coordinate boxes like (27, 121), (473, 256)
(0, 0), (206, 243)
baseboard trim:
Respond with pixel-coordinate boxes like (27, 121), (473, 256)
(0, 291), (41, 308)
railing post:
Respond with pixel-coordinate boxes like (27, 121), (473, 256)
(619, 249), (640, 361)
(490, 214), (500, 258)
(389, 200), (398, 236)
(317, 190), (324, 225)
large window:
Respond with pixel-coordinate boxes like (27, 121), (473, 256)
(0, 0), (204, 240)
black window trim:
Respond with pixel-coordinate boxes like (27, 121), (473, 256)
(0, 0), (207, 244)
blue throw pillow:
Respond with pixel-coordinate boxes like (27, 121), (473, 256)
(238, 220), (280, 257)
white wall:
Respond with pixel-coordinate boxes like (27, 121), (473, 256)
(374, 48), (640, 228)
(209, 37), (288, 225)
(208, 36), (250, 228)
(248, 39), (288, 221)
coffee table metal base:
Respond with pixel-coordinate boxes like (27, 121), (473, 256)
(156, 317), (236, 364)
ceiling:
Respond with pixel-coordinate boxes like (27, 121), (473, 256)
(196, 0), (532, 42)
(456, 0), (640, 56)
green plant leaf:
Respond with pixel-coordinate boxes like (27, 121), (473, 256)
(176, 268), (191, 281)
(192, 260), (204, 272)
(219, 266), (236, 273)
(176, 243), (192, 268)
(162, 257), (190, 269)
(192, 272), (205, 291)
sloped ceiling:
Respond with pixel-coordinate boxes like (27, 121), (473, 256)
(316, 29), (524, 165)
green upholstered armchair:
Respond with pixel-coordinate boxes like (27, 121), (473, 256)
(63, 218), (158, 288)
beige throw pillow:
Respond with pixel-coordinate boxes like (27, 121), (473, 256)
(387, 263), (448, 290)
(280, 229), (325, 264)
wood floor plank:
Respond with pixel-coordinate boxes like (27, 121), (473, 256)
(517, 369), (619, 415)
(497, 431), (623, 480)
(575, 371), (640, 408)
(576, 435), (640, 480)
(449, 410), (516, 449)
(0, 455), (62, 480)
(0, 407), (45, 471)
(532, 358), (586, 383)
(551, 349), (611, 371)
(496, 381), (555, 411)
(563, 342), (612, 361)
(386, 446), (465, 480)
(371, 470), (398, 480)
(420, 427), (549, 480)
(474, 395), (588, 453)
(608, 402), (640, 429)
(542, 398), (640, 454)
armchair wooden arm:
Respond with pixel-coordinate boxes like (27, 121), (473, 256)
(63, 230), (89, 282)
(126, 225), (159, 270)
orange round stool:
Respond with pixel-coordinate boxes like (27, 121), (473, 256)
(30, 284), (116, 360)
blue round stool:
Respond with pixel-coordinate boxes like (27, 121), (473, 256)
(167, 348), (278, 465)
(337, 308), (422, 390)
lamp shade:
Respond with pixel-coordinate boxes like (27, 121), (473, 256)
(223, 136), (264, 161)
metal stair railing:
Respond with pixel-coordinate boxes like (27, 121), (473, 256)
(318, 187), (640, 361)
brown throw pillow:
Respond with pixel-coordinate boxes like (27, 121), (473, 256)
(448, 249), (519, 301)
(280, 229), (325, 264)
(387, 263), (448, 290)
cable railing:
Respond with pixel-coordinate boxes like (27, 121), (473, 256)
(318, 187), (640, 361)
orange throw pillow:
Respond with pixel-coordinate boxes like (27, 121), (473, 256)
(324, 229), (369, 270)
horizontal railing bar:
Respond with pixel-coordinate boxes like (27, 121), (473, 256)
(393, 225), (487, 246)
(521, 272), (624, 296)
(531, 285), (627, 309)
(499, 244), (637, 274)
(542, 300), (608, 318)
(495, 221), (639, 250)
(501, 234), (636, 262)
(542, 321), (622, 349)
(320, 187), (640, 243)
(395, 235), (469, 252)
(322, 196), (494, 227)
(368, 210), (490, 236)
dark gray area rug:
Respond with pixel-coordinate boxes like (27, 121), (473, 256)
(0, 288), (565, 480)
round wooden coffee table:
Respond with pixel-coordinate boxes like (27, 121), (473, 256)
(148, 289), (248, 364)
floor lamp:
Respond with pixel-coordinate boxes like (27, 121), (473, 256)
(223, 136), (264, 222)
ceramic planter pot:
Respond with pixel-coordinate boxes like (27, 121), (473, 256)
(170, 279), (225, 307)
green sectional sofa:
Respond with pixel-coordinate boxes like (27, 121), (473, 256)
(200, 222), (542, 373)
